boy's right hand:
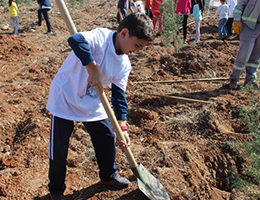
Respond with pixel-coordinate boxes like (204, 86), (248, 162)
(85, 61), (103, 93)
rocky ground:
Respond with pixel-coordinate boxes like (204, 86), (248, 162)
(0, 0), (259, 199)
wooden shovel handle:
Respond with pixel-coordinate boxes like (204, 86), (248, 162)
(94, 85), (138, 168)
(55, 0), (138, 169)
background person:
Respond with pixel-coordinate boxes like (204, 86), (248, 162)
(7, 0), (19, 34)
(145, 0), (153, 19)
(117, 0), (129, 23)
(227, 0), (260, 90)
(226, 0), (237, 36)
(152, 0), (164, 36)
(175, 0), (192, 43)
(189, 0), (204, 42)
(36, 0), (52, 34)
(213, 0), (229, 40)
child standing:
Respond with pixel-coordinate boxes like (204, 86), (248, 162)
(7, 0), (19, 34)
(117, 0), (129, 23)
(46, 13), (154, 200)
(175, 0), (192, 43)
(145, 0), (153, 19)
(213, 0), (229, 39)
(130, 0), (145, 13)
(152, 0), (165, 36)
(226, 0), (237, 36)
(36, 0), (52, 34)
(189, 0), (203, 42)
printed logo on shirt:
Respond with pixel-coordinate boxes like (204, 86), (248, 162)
(85, 83), (98, 98)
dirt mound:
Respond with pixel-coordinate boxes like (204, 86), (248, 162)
(0, 35), (40, 62)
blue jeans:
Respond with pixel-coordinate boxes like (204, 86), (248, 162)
(218, 18), (227, 39)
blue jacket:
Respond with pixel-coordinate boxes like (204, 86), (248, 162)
(189, 4), (202, 21)
(37, 0), (52, 8)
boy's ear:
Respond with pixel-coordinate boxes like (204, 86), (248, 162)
(120, 28), (129, 38)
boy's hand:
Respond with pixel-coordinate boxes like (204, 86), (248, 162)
(116, 130), (130, 149)
(116, 121), (130, 149)
(233, 21), (242, 35)
(85, 61), (103, 92)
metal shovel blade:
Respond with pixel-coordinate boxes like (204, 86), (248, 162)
(132, 164), (170, 200)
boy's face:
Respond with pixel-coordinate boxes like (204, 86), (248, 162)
(118, 28), (150, 55)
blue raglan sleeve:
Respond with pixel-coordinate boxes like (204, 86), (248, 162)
(67, 33), (94, 66)
(111, 83), (128, 120)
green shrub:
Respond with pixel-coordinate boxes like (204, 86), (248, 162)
(162, 0), (182, 49)
(229, 88), (260, 197)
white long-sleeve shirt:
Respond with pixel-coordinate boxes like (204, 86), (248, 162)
(213, 4), (229, 20)
(227, 0), (237, 18)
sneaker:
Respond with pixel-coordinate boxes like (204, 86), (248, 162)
(49, 194), (66, 200)
(183, 39), (187, 44)
(229, 78), (239, 90)
(222, 34), (228, 40)
(44, 31), (53, 35)
(100, 174), (130, 189)
(33, 22), (41, 26)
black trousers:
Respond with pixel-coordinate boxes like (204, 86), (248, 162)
(226, 17), (234, 36)
(183, 15), (188, 40)
(48, 116), (117, 195)
(38, 8), (51, 32)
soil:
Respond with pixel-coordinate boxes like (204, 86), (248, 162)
(0, 1), (259, 200)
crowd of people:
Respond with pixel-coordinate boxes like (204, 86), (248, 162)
(7, 0), (239, 41)
(117, 0), (240, 43)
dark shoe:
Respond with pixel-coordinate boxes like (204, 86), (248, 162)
(49, 193), (66, 200)
(222, 34), (228, 40)
(100, 174), (130, 189)
(156, 32), (162, 37)
(229, 78), (239, 90)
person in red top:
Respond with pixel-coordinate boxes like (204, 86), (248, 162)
(152, 0), (164, 36)
(175, 0), (192, 43)
(145, 0), (153, 19)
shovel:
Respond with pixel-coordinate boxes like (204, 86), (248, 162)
(54, 0), (170, 199)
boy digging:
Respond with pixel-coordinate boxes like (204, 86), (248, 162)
(46, 13), (154, 200)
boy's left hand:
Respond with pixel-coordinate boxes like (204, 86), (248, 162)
(116, 130), (130, 149)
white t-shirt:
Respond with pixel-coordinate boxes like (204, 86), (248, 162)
(131, 1), (145, 13)
(227, 0), (237, 18)
(214, 4), (229, 20)
(47, 28), (131, 122)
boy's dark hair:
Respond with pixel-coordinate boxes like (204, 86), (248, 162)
(117, 13), (154, 41)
